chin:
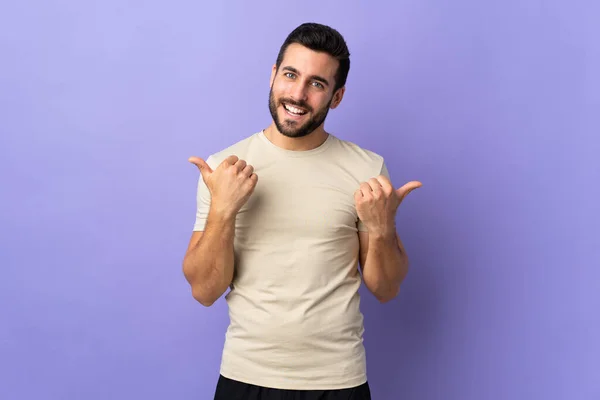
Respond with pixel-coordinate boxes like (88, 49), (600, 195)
(277, 111), (309, 137)
(268, 96), (323, 139)
(279, 126), (307, 138)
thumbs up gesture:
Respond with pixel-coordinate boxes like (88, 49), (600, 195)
(189, 155), (258, 219)
(355, 175), (422, 235)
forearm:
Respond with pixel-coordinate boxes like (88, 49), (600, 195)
(183, 209), (236, 306)
(362, 230), (409, 303)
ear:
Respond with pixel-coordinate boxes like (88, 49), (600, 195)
(270, 64), (277, 88)
(330, 87), (346, 109)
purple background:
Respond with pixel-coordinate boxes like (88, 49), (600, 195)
(1, 1), (599, 399)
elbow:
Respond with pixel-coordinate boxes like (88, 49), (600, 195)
(191, 286), (217, 307)
(363, 267), (403, 304)
(375, 285), (400, 304)
(195, 296), (217, 307)
(364, 276), (401, 304)
(182, 261), (218, 307)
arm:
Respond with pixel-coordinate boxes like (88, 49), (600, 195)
(182, 154), (257, 307)
(359, 229), (409, 303)
(354, 159), (421, 303)
(182, 208), (236, 307)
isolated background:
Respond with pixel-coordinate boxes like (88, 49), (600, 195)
(1, 1), (599, 399)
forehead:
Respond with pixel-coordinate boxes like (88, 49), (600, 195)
(280, 43), (339, 81)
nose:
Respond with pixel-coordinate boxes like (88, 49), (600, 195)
(289, 80), (308, 102)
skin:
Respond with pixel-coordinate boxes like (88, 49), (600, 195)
(264, 43), (344, 149)
(182, 42), (422, 306)
(182, 155), (257, 306)
(355, 176), (421, 302)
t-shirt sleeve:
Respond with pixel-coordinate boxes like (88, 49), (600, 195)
(357, 159), (391, 232)
(192, 156), (213, 232)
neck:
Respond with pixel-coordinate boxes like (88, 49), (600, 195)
(263, 123), (329, 151)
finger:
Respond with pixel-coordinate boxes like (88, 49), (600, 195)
(242, 164), (254, 177)
(246, 173), (259, 196)
(234, 159), (247, 172)
(247, 172), (258, 186)
(359, 182), (372, 197)
(374, 174), (391, 184)
(188, 156), (213, 180)
(395, 181), (423, 200)
(375, 175), (394, 196)
(368, 178), (383, 195)
(224, 155), (239, 165)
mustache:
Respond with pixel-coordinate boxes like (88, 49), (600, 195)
(279, 98), (312, 112)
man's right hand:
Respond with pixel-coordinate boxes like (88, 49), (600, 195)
(188, 155), (258, 218)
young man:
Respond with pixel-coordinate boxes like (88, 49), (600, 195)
(183, 22), (421, 400)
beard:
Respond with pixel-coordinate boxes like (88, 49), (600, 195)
(268, 87), (332, 138)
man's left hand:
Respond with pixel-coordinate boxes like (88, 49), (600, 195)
(355, 175), (422, 235)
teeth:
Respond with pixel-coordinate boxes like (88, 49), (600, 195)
(284, 104), (306, 115)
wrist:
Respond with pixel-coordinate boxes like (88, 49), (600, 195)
(208, 205), (237, 224)
(368, 225), (397, 240)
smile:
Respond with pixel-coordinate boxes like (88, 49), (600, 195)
(283, 103), (308, 116)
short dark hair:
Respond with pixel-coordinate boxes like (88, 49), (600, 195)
(275, 22), (351, 92)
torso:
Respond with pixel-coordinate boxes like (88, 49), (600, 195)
(195, 131), (386, 390)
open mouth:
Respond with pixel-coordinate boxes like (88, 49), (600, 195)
(283, 102), (308, 117)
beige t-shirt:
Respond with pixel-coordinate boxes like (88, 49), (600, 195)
(193, 130), (389, 390)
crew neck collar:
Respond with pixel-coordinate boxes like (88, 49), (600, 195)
(258, 130), (334, 157)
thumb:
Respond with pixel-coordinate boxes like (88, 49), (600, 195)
(188, 156), (213, 180)
(396, 181), (422, 201)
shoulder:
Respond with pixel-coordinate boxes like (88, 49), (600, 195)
(204, 132), (262, 168)
(328, 134), (385, 173)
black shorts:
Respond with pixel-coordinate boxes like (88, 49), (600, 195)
(214, 375), (372, 400)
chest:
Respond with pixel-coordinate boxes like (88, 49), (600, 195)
(235, 162), (361, 239)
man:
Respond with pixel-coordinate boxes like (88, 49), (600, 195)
(182, 22), (421, 400)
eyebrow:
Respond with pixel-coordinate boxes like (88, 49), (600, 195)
(282, 66), (330, 87)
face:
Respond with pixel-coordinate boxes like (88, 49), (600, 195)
(269, 43), (345, 138)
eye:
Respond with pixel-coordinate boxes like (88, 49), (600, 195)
(284, 72), (296, 79)
(312, 81), (324, 89)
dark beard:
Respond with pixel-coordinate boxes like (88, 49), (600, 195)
(268, 87), (332, 138)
